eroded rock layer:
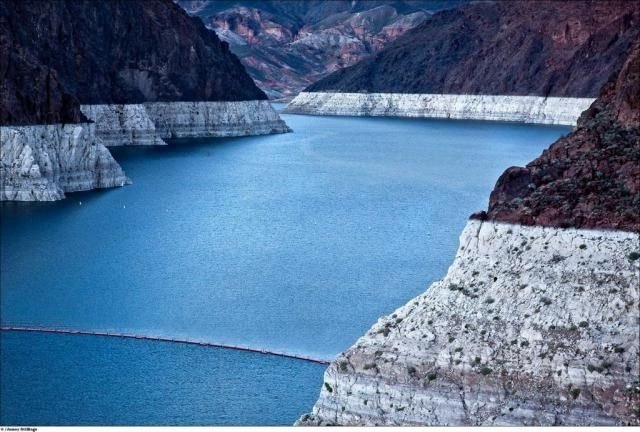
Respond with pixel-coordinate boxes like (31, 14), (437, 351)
(285, 92), (595, 126)
(298, 220), (640, 426)
(80, 104), (166, 147)
(80, 101), (290, 146)
(143, 100), (291, 138)
(1, 124), (130, 201)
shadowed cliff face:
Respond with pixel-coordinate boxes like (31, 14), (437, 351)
(176, 1), (467, 99)
(307, 1), (640, 98)
(478, 42), (640, 232)
(0, 0), (266, 126)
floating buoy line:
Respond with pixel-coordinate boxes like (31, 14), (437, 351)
(0, 326), (330, 365)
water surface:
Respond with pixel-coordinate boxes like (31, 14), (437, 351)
(1, 111), (569, 424)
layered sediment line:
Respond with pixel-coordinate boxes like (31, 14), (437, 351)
(143, 100), (291, 139)
(298, 220), (640, 426)
(80, 104), (166, 146)
(81, 101), (291, 146)
(0, 123), (130, 201)
(284, 92), (595, 126)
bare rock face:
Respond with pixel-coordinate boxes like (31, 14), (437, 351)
(176, 1), (466, 99)
(306, 1), (640, 98)
(285, 92), (595, 126)
(1, 124), (130, 201)
(80, 105), (166, 147)
(143, 100), (291, 138)
(298, 221), (640, 426)
(480, 42), (640, 232)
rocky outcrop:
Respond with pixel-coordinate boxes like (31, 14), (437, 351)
(176, 1), (466, 99)
(285, 92), (595, 126)
(478, 43), (640, 232)
(298, 221), (640, 426)
(1, 124), (130, 201)
(306, 1), (639, 98)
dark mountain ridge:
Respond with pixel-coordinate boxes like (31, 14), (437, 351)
(0, 0), (265, 126)
(306, 0), (640, 98)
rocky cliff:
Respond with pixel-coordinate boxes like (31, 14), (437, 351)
(305, 1), (639, 97)
(284, 93), (595, 126)
(176, 1), (467, 99)
(1, 0), (288, 201)
(0, 124), (129, 201)
(297, 40), (640, 428)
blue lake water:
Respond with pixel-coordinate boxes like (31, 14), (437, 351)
(0, 108), (569, 425)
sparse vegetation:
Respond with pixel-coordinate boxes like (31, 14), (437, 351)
(570, 388), (581, 400)
(427, 372), (437, 381)
(324, 382), (333, 393)
(479, 367), (493, 376)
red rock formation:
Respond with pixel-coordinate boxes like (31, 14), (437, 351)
(477, 42), (640, 232)
(177, 1), (464, 99)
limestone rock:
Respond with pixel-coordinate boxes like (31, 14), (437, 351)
(285, 93), (594, 126)
(298, 221), (640, 426)
(1, 124), (130, 201)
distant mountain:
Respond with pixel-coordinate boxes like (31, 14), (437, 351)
(306, 0), (640, 98)
(176, 0), (467, 99)
(1, 0), (265, 125)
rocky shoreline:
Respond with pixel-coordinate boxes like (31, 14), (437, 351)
(1, 101), (289, 201)
(298, 220), (640, 426)
(0, 123), (130, 201)
(81, 101), (290, 147)
(284, 92), (595, 126)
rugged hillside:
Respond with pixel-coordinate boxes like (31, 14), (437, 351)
(0, 0), (266, 126)
(176, 1), (466, 99)
(297, 38), (640, 428)
(1, 0), (287, 201)
(479, 42), (640, 231)
(306, 1), (640, 98)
